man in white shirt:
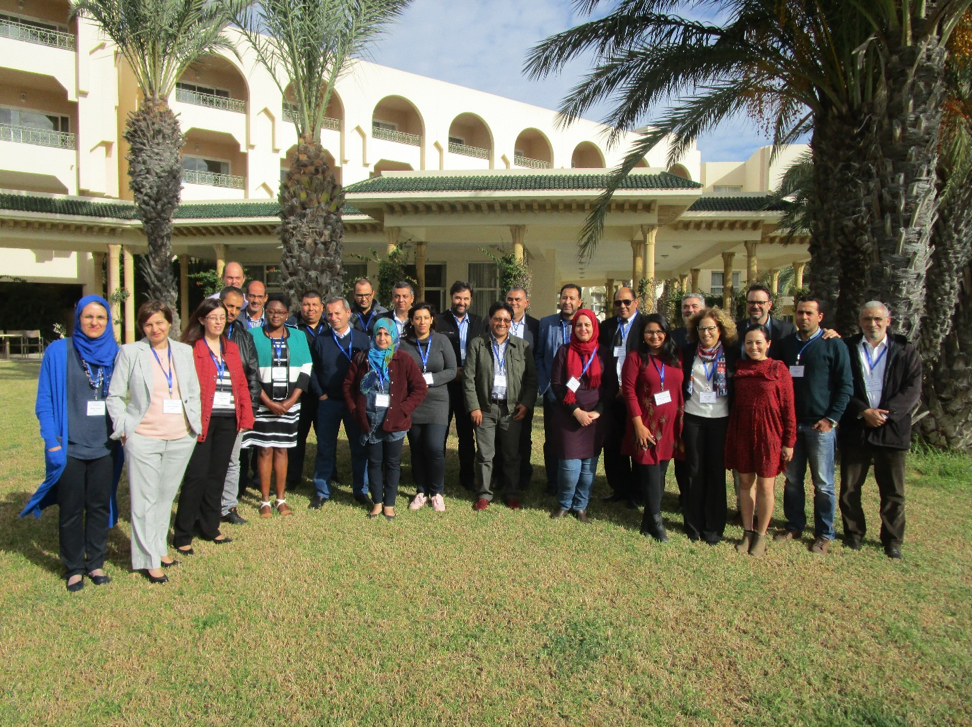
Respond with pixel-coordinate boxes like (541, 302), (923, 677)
(244, 280), (267, 329)
(390, 281), (415, 337)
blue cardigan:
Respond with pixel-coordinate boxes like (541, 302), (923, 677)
(20, 339), (123, 525)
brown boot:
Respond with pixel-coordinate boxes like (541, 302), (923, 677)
(735, 530), (754, 554)
(749, 533), (767, 558)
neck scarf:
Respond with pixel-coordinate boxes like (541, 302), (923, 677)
(689, 343), (728, 398)
(564, 309), (601, 404)
(362, 318), (398, 394)
(72, 295), (118, 396)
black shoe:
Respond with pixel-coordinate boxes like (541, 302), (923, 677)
(308, 496), (328, 510)
(161, 559), (180, 569)
(87, 573), (110, 586)
(885, 543), (903, 560)
(625, 499), (641, 510)
(145, 572), (169, 584)
(66, 576), (84, 592)
(222, 508), (247, 525)
(602, 492), (627, 503)
(213, 537), (232, 545)
(353, 493), (372, 506)
(845, 534), (863, 551)
(175, 547), (194, 556)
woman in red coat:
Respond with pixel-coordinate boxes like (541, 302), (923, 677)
(173, 299), (255, 554)
(724, 325), (796, 557)
(621, 313), (684, 541)
(344, 318), (427, 519)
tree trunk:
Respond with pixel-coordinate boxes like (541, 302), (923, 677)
(124, 99), (184, 333)
(278, 133), (346, 308)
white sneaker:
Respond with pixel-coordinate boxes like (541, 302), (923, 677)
(409, 492), (428, 510)
(431, 494), (445, 512)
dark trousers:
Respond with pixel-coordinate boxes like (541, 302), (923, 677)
(174, 416), (236, 547)
(603, 398), (635, 498)
(287, 391), (319, 487)
(446, 382), (476, 486)
(409, 422), (447, 496)
(237, 446), (256, 496)
(367, 437), (404, 506)
(682, 413), (729, 542)
(637, 459), (670, 535)
(674, 459), (689, 512)
(58, 454), (113, 577)
(542, 398), (558, 490)
(839, 443), (907, 546)
(492, 406), (534, 490)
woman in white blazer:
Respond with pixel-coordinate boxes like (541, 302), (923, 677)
(107, 301), (201, 583)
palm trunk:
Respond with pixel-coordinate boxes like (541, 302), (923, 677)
(278, 133), (345, 308)
(124, 99), (184, 333)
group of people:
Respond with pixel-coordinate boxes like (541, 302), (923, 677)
(20, 261), (922, 591)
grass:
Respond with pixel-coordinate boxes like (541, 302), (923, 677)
(0, 359), (970, 726)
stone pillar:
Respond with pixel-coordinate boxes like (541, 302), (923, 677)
(690, 268), (700, 293)
(721, 251), (735, 310)
(414, 241), (428, 300)
(214, 243), (227, 279)
(123, 247), (136, 344)
(180, 255), (191, 324)
(794, 260), (807, 290)
(91, 252), (106, 298)
(606, 278), (615, 300)
(679, 273), (689, 291)
(108, 244), (121, 342)
(510, 225), (526, 262)
(770, 268), (780, 295)
(745, 240), (758, 283)
(643, 225), (658, 312)
(385, 226), (400, 255)
(630, 239), (643, 287)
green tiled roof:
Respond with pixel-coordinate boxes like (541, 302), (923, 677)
(687, 196), (788, 212)
(176, 202), (363, 218)
(344, 172), (703, 194)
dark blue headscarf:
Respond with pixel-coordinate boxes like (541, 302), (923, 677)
(72, 295), (117, 395)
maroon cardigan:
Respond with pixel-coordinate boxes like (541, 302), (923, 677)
(193, 337), (256, 441)
(343, 349), (427, 434)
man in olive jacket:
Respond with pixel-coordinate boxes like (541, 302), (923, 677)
(463, 301), (538, 511)
(838, 301), (922, 560)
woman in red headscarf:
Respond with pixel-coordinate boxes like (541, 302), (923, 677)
(548, 309), (615, 522)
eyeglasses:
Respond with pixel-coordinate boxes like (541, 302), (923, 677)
(747, 299), (770, 306)
(204, 315), (226, 323)
(697, 325), (719, 333)
(265, 309), (288, 317)
(614, 299), (634, 307)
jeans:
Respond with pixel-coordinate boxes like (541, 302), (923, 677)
(312, 396), (367, 499)
(220, 430), (245, 516)
(557, 456), (599, 511)
(408, 422), (447, 496)
(367, 437), (404, 506)
(783, 423), (837, 540)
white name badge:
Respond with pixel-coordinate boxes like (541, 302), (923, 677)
(375, 393), (390, 409)
(654, 390), (672, 405)
(494, 373), (507, 389)
(163, 399), (183, 415)
(272, 366), (288, 382)
(789, 365), (805, 378)
(460, 350), (466, 363)
(566, 377), (581, 392)
(86, 400), (106, 417)
(423, 373), (435, 386)
(213, 391), (233, 409)
(613, 346), (626, 358)
(699, 391), (717, 404)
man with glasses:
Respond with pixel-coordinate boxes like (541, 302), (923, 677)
(600, 286), (646, 507)
(464, 302), (538, 511)
(349, 278), (389, 335)
(738, 283), (795, 357)
(536, 284), (583, 496)
(244, 280), (267, 329)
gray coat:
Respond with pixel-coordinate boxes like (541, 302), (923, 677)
(107, 338), (202, 440)
(399, 332), (457, 425)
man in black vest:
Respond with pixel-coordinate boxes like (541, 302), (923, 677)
(838, 301), (921, 559)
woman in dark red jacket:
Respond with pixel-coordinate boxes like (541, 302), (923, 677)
(344, 318), (426, 519)
(173, 299), (255, 554)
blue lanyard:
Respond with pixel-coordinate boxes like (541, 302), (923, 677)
(151, 344), (175, 397)
(579, 346), (598, 380)
(649, 354), (666, 390)
(700, 345), (721, 383)
(80, 360), (104, 399)
(305, 322), (324, 339)
(560, 320), (571, 345)
(226, 321), (235, 338)
(332, 330), (353, 361)
(618, 311), (636, 345)
(359, 309), (375, 331)
(453, 313), (468, 353)
(208, 343), (225, 383)
(374, 366), (387, 393)
(271, 334), (286, 361)
(795, 328), (823, 363)
(511, 318), (524, 339)
(491, 337), (506, 374)
(416, 336), (432, 372)
(862, 341), (887, 373)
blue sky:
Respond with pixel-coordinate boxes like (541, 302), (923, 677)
(370, 0), (772, 163)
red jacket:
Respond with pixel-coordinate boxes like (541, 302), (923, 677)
(343, 350), (427, 434)
(193, 337), (256, 441)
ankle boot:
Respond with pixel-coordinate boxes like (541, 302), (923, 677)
(749, 532), (767, 558)
(736, 530), (754, 554)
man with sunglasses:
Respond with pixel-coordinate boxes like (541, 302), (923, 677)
(599, 287), (647, 507)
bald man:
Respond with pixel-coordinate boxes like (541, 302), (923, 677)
(207, 261), (246, 301)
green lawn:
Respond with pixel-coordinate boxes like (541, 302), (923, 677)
(0, 360), (970, 726)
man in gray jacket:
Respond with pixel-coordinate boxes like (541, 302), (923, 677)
(463, 301), (538, 511)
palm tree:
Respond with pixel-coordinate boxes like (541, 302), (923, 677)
(230, 0), (410, 306)
(71, 0), (235, 331)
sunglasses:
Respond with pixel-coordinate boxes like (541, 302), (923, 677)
(614, 299), (634, 307)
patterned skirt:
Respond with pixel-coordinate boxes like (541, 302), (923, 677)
(242, 401), (301, 449)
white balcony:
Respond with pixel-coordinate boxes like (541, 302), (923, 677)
(373, 125), (420, 146)
(514, 154), (550, 169)
(176, 87), (245, 114)
(0, 29), (76, 100)
(0, 17), (74, 50)
(172, 97), (247, 150)
(0, 123), (75, 149)
(181, 170), (246, 201)
(0, 135), (76, 193)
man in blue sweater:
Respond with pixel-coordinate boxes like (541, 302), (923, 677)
(309, 296), (370, 508)
(775, 296), (853, 554)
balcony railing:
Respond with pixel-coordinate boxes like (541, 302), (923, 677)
(175, 87), (246, 114)
(0, 18), (75, 50)
(514, 154), (550, 169)
(0, 123), (76, 149)
(183, 169), (244, 189)
(281, 103), (340, 131)
(372, 126), (421, 147)
(448, 141), (489, 160)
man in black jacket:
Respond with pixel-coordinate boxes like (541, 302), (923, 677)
(437, 281), (484, 488)
(218, 286), (262, 525)
(349, 277), (389, 335)
(838, 301), (922, 559)
(671, 292), (704, 349)
(737, 283), (796, 358)
(287, 290), (327, 491)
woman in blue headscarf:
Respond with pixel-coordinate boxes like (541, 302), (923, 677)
(21, 295), (123, 592)
(343, 318), (427, 519)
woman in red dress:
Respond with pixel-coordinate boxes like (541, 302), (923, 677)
(621, 313), (684, 541)
(725, 325), (796, 556)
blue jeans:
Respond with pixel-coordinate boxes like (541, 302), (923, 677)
(783, 423), (837, 540)
(312, 396), (367, 499)
(557, 456), (599, 511)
